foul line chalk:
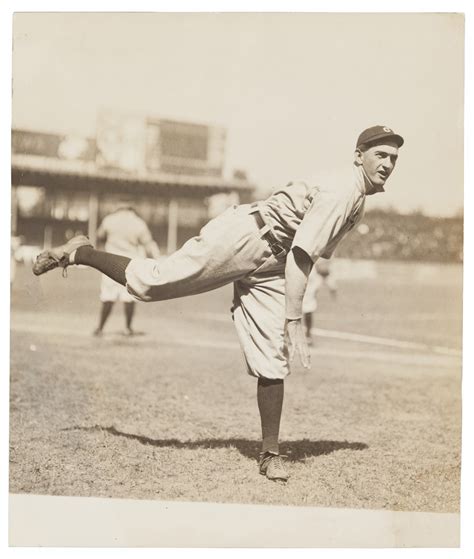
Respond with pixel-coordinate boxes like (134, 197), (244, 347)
(195, 312), (461, 357)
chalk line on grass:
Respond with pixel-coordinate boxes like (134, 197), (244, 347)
(10, 320), (461, 369)
(194, 312), (461, 357)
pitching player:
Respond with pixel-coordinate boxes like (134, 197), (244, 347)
(93, 204), (160, 336)
(33, 125), (404, 482)
(302, 258), (337, 346)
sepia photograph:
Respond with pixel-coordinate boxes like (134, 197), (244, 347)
(6, 5), (467, 550)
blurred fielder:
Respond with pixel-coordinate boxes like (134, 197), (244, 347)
(10, 235), (22, 287)
(302, 258), (337, 346)
(33, 125), (403, 482)
(93, 203), (160, 336)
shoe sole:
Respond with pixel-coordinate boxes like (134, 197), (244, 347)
(32, 254), (62, 276)
(259, 470), (289, 482)
(32, 237), (92, 276)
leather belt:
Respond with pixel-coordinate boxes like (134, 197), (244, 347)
(250, 203), (288, 258)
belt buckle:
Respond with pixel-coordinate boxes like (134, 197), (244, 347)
(270, 241), (287, 258)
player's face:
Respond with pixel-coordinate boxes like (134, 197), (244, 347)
(356, 141), (399, 193)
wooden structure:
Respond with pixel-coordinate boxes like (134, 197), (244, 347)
(11, 124), (254, 252)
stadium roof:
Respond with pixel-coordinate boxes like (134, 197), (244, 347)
(11, 154), (254, 195)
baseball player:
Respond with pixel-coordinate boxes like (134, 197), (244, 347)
(302, 258), (337, 346)
(93, 204), (160, 336)
(10, 235), (24, 288)
(33, 125), (404, 482)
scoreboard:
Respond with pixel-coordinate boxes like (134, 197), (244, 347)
(96, 110), (226, 176)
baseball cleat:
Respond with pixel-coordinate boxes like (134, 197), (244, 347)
(32, 235), (92, 276)
(259, 452), (289, 482)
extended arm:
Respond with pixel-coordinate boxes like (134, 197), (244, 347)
(284, 247), (314, 368)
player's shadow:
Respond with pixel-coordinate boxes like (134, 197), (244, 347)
(63, 425), (368, 462)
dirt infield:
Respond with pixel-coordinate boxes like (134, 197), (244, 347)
(9, 261), (462, 512)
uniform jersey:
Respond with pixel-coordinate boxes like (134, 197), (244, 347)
(97, 209), (153, 258)
(260, 164), (366, 261)
(125, 164), (369, 380)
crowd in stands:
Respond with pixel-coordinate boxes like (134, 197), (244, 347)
(336, 209), (463, 263)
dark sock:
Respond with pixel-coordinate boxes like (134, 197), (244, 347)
(75, 247), (131, 286)
(124, 302), (135, 330)
(304, 312), (312, 337)
(257, 378), (284, 455)
(97, 301), (114, 331)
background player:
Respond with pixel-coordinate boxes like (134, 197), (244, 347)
(10, 235), (23, 288)
(93, 202), (160, 336)
(33, 125), (404, 482)
(302, 258), (338, 346)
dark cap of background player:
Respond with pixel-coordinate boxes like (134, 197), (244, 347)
(356, 125), (404, 149)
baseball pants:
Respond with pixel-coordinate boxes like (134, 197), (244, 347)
(125, 204), (289, 379)
(100, 274), (136, 303)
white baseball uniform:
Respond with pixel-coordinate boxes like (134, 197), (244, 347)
(125, 165), (367, 379)
(97, 208), (155, 303)
(302, 259), (337, 315)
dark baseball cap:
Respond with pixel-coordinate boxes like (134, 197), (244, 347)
(356, 125), (404, 149)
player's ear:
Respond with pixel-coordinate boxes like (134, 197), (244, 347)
(354, 149), (363, 165)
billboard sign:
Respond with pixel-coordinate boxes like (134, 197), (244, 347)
(12, 130), (95, 161)
(145, 118), (226, 176)
(96, 111), (147, 173)
(13, 111), (227, 177)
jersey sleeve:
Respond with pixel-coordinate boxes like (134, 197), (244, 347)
(137, 220), (153, 245)
(291, 188), (352, 262)
(96, 216), (109, 241)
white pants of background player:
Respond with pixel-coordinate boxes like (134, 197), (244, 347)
(100, 275), (136, 303)
(302, 267), (337, 314)
(125, 204), (289, 380)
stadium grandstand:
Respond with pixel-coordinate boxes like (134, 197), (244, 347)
(337, 209), (463, 263)
(11, 111), (254, 258)
(11, 111), (463, 265)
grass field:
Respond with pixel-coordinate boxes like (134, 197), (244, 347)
(9, 260), (462, 512)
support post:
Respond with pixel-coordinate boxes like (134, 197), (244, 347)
(88, 191), (99, 245)
(11, 185), (18, 235)
(44, 224), (53, 249)
(167, 199), (178, 254)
